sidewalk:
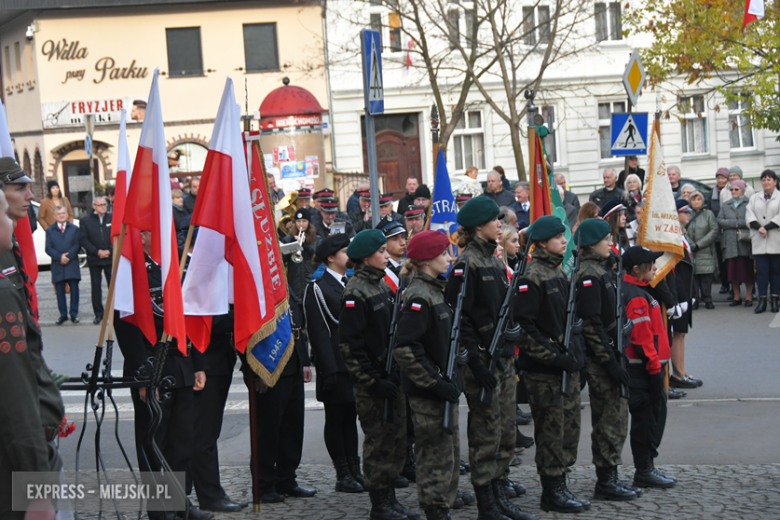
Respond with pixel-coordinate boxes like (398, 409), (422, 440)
(35, 268), (104, 325)
(211, 462), (780, 519)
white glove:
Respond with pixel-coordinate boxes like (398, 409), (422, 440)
(680, 301), (689, 314)
(666, 306), (675, 318)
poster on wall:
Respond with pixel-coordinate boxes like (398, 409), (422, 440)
(280, 161), (306, 179)
(305, 156), (319, 178)
(273, 146), (295, 163)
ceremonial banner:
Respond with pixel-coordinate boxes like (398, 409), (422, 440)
(243, 130), (294, 387)
(529, 130), (553, 223)
(637, 122), (683, 286)
(183, 79), (267, 353)
(427, 147), (458, 257)
(123, 69), (186, 351)
(743, 0), (764, 27)
(112, 109), (157, 345)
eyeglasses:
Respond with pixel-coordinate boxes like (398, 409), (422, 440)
(94, 203), (107, 207)
(729, 188), (741, 192)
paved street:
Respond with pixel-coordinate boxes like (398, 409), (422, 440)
(37, 271), (780, 519)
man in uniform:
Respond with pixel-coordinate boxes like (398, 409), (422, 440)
(404, 206), (426, 238)
(0, 161), (65, 520)
(311, 188), (335, 229)
(379, 218), (407, 292)
(351, 190), (373, 233)
(297, 188), (313, 210)
(315, 198), (355, 239)
(456, 194), (472, 209)
(380, 193), (404, 223)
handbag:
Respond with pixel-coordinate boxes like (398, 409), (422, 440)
(737, 228), (752, 244)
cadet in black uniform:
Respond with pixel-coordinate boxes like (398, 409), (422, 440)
(514, 216), (587, 514)
(282, 207), (320, 299)
(339, 230), (418, 520)
(304, 234), (365, 494)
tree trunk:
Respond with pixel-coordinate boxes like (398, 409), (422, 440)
(510, 123), (527, 181)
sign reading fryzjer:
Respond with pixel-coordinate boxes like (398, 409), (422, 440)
(41, 97), (147, 129)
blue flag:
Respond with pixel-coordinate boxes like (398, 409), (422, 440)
(427, 148), (459, 257)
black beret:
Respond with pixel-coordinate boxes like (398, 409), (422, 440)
(294, 207), (311, 222)
(456, 197), (501, 227)
(527, 215), (566, 241)
(316, 233), (350, 260)
(414, 185), (431, 199)
(622, 246), (663, 272)
(573, 218), (611, 247)
(347, 229), (386, 259)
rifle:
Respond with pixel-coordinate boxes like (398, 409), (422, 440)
(560, 233), (583, 398)
(382, 280), (405, 423)
(443, 257), (470, 435)
(615, 248), (631, 399)
(479, 237), (533, 405)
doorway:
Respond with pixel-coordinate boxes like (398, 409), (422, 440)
(62, 159), (99, 218)
(362, 113), (421, 198)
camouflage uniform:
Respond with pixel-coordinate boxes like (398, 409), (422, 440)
(339, 263), (406, 490)
(576, 250), (628, 468)
(513, 247), (586, 477)
(393, 272), (460, 509)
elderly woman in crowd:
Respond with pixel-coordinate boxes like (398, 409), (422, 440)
(718, 180), (754, 307)
(623, 173), (642, 223)
(746, 169), (780, 314)
(720, 166), (755, 205)
(680, 185), (694, 202)
(686, 191), (719, 309)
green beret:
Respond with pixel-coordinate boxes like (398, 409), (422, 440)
(347, 229), (386, 259)
(527, 215), (566, 241)
(456, 196), (501, 227)
(573, 218), (611, 247)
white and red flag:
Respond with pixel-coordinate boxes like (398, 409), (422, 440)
(743, 0), (764, 28)
(112, 108), (157, 345)
(182, 78), (267, 353)
(122, 69), (186, 351)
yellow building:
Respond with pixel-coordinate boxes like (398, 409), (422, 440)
(0, 0), (328, 217)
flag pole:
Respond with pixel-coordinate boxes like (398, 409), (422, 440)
(159, 224), (194, 345)
(97, 225), (127, 347)
(526, 90), (537, 221)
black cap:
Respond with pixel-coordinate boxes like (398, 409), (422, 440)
(294, 207), (311, 222)
(622, 246), (663, 272)
(316, 233), (350, 261)
(0, 157), (32, 184)
(414, 185), (431, 200)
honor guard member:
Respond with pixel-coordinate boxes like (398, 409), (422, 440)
(339, 230), (419, 520)
(0, 177), (65, 520)
(304, 234), (365, 493)
(393, 231), (460, 520)
(380, 217), (408, 293)
(282, 207), (319, 300)
(405, 206), (426, 238)
(573, 219), (637, 501)
(445, 198), (534, 520)
(351, 190), (374, 233)
(513, 215), (588, 514)
(297, 187), (313, 209)
(620, 246), (677, 489)
(311, 188), (332, 227)
(380, 192), (405, 224)
(456, 194), (472, 209)
(315, 198), (356, 239)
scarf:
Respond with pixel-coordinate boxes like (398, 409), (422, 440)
(732, 195), (745, 209)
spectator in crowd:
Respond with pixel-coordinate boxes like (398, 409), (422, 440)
(681, 185), (694, 202)
(184, 176), (201, 213)
(105, 185), (115, 213)
(347, 182), (370, 214)
(493, 165), (511, 191)
(556, 184), (578, 228)
(349, 190), (372, 233)
(686, 191), (719, 310)
(46, 206), (81, 325)
(500, 206), (518, 230)
(454, 166), (484, 198)
(172, 189), (189, 231)
(480, 171), (515, 207)
(718, 180), (754, 307)
(555, 173), (581, 214)
(79, 196), (113, 324)
(670, 200), (698, 389)
(617, 155), (646, 189)
(720, 166), (755, 206)
(589, 168), (625, 208)
(396, 177), (419, 216)
(668, 165), (682, 199)
(627, 198), (643, 247)
(623, 173), (642, 223)
(267, 174), (284, 206)
(574, 201), (601, 234)
(414, 185), (432, 209)
(746, 169), (780, 314)
(509, 181), (531, 230)
(38, 180), (74, 230)
(711, 168), (730, 294)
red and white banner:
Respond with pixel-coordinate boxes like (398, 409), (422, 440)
(122, 69), (186, 351)
(182, 78), (267, 353)
(743, 0), (764, 28)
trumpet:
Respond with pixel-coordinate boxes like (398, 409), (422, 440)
(291, 227), (305, 263)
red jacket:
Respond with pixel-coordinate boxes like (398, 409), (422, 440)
(621, 274), (670, 375)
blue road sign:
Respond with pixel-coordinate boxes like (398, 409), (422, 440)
(84, 134), (92, 157)
(610, 112), (648, 156)
(361, 29), (384, 115)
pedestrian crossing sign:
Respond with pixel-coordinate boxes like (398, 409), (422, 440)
(610, 112), (648, 156)
(361, 29), (384, 115)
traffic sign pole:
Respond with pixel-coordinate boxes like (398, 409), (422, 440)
(85, 114), (96, 201)
(361, 29), (383, 229)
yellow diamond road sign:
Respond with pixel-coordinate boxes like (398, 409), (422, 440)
(623, 49), (646, 107)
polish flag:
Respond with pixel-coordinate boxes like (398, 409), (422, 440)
(113, 109), (156, 345)
(743, 0), (764, 28)
(123, 70), (186, 351)
(182, 78), (266, 353)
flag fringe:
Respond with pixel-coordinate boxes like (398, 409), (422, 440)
(248, 297), (289, 347)
(246, 331), (294, 388)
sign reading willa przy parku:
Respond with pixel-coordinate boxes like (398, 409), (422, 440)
(13, 471), (187, 512)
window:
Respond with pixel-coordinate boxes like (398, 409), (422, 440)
(680, 95), (708, 154)
(465, 8), (478, 47)
(169, 142), (209, 174)
(598, 101), (625, 159)
(523, 6), (551, 46)
(243, 23), (279, 72)
(728, 94), (754, 150)
(13, 42), (21, 90)
(595, 2), (622, 42)
(453, 111), (485, 171)
(166, 27), (203, 77)
(448, 9), (460, 49)
(370, 13), (383, 48)
(388, 13), (402, 52)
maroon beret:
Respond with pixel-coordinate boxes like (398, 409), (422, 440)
(406, 230), (451, 261)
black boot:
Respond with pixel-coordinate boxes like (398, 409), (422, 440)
(539, 476), (582, 513)
(401, 446), (417, 482)
(507, 479), (526, 496)
(560, 475), (590, 511)
(652, 465), (677, 485)
(755, 297), (768, 314)
(368, 489), (407, 520)
(390, 488), (420, 519)
(473, 484), (511, 520)
(772, 295), (780, 313)
(424, 507), (451, 520)
(633, 459), (676, 489)
(594, 466), (637, 501)
(334, 457), (364, 493)
(458, 490), (475, 506)
(347, 456), (367, 488)
(491, 479), (536, 520)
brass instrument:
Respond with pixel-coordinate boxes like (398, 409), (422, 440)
(276, 191), (300, 237)
(291, 227), (305, 263)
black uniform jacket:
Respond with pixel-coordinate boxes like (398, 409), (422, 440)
(79, 212), (113, 266)
(305, 270), (348, 378)
(576, 251), (619, 368)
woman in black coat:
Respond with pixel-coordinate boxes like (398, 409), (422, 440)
(303, 234), (364, 494)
